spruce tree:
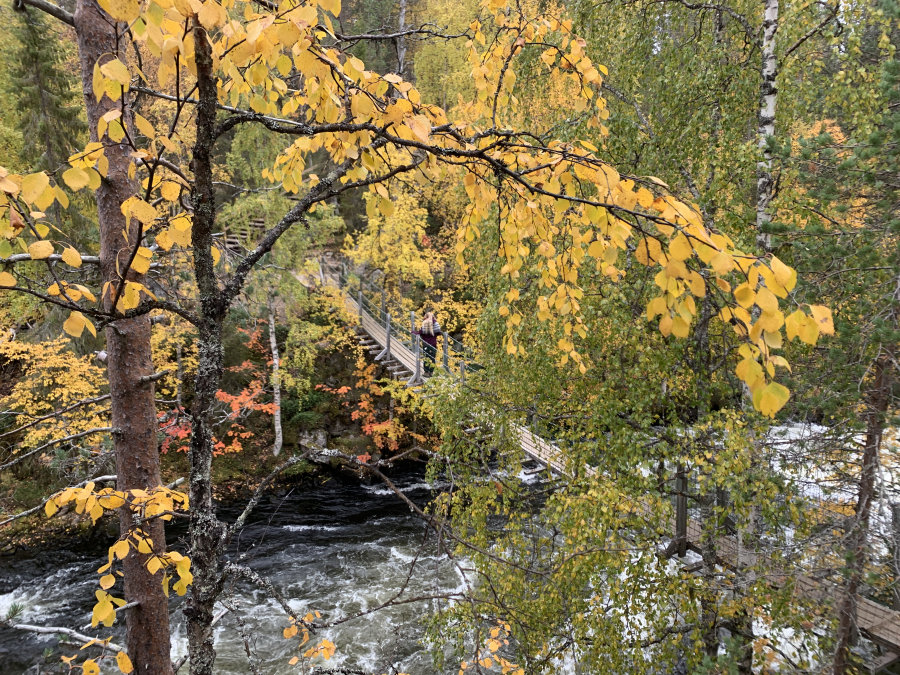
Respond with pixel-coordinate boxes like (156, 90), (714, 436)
(6, 7), (85, 173)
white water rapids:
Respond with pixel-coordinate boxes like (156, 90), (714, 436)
(0, 470), (468, 674)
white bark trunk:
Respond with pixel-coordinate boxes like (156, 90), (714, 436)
(268, 296), (283, 457)
(397, 0), (408, 77)
(756, 0), (779, 251)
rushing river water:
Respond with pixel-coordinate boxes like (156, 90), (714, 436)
(0, 468), (467, 675)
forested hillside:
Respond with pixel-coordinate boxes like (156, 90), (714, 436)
(0, 0), (897, 673)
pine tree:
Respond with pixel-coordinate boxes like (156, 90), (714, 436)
(6, 7), (85, 173)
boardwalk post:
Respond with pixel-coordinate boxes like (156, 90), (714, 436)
(318, 257), (325, 285)
(376, 313), (391, 361)
(675, 466), (687, 557)
(407, 335), (423, 387)
(381, 286), (386, 317)
(410, 310), (415, 336)
(443, 332), (449, 372)
(459, 360), (466, 386)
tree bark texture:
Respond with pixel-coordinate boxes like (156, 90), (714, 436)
(268, 295), (283, 457)
(832, 351), (891, 675)
(755, 0), (779, 251)
(185, 22), (228, 675)
(72, 1), (173, 672)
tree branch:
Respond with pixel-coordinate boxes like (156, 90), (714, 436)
(0, 426), (115, 471)
(13, 0), (74, 26)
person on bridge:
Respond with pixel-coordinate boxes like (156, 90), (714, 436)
(414, 311), (442, 376)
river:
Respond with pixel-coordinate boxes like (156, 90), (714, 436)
(0, 467), (467, 675)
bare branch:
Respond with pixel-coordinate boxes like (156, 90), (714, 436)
(0, 394), (111, 441)
(13, 0), (74, 26)
(0, 426), (115, 471)
(3, 623), (123, 651)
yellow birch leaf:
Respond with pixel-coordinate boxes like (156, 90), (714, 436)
(107, 0), (140, 21)
(55, 185), (69, 208)
(28, 240), (54, 259)
(100, 58), (131, 86)
(755, 286), (778, 314)
(659, 314), (673, 337)
(133, 113), (156, 140)
(128, 199), (158, 224)
(0, 272), (16, 287)
(113, 540), (130, 559)
(131, 255), (151, 274)
(758, 382), (790, 418)
(671, 316), (690, 338)
(63, 311), (86, 337)
(21, 172), (50, 204)
(45, 499), (58, 517)
(211, 246), (221, 265)
(159, 181), (181, 201)
(710, 252), (734, 275)
(116, 652), (134, 674)
(810, 305), (834, 336)
(99, 574), (116, 590)
(62, 246), (82, 268)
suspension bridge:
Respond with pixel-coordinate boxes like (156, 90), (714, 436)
(317, 254), (900, 671)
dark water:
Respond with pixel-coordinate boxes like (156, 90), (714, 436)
(0, 468), (466, 674)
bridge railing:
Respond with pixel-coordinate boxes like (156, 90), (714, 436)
(319, 255), (479, 380)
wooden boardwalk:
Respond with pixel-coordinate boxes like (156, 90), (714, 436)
(326, 265), (900, 666)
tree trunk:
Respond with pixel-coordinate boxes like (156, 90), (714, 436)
(268, 295), (283, 457)
(185, 21), (227, 675)
(832, 351), (892, 675)
(397, 0), (408, 77)
(72, 1), (173, 672)
(755, 0), (779, 252)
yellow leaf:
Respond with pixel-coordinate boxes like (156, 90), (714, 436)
(107, 0), (140, 21)
(0, 272), (16, 287)
(755, 286), (778, 314)
(733, 283), (755, 308)
(159, 181), (181, 201)
(99, 574), (116, 590)
(211, 246), (221, 265)
(784, 310), (801, 341)
(116, 651), (134, 674)
(100, 58), (131, 86)
(63, 311), (86, 338)
(133, 113), (156, 140)
(809, 305), (834, 336)
(113, 540), (130, 560)
(55, 185), (69, 208)
(93, 61), (104, 102)
(659, 314), (673, 337)
(128, 198), (158, 224)
(710, 252), (734, 275)
(758, 382), (790, 418)
(378, 198), (395, 217)
(82, 659), (101, 675)
(671, 316), (690, 338)
(131, 255), (151, 275)
(45, 498), (58, 517)
(770, 256), (793, 287)
(21, 172), (49, 204)
(668, 234), (692, 261)
(28, 240), (54, 260)
(62, 247), (82, 268)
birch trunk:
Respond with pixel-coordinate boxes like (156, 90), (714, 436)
(72, 1), (173, 672)
(397, 0), (408, 77)
(756, 0), (779, 252)
(268, 295), (283, 457)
